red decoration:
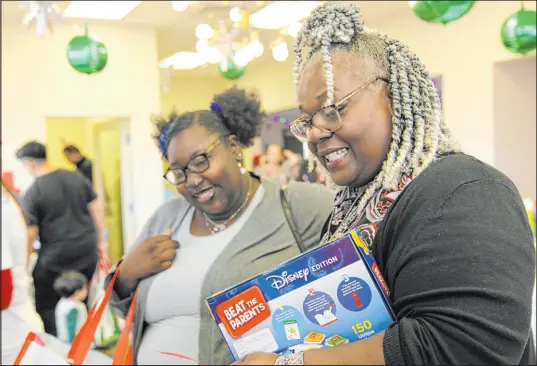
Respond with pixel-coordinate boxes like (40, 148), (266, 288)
(2, 172), (21, 195)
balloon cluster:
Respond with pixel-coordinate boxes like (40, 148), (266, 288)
(409, 1), (536, 56)
(501, 2), (536, 55)
(409, 1), (475, 25)
(213, 22), (246, 80)
(218, 58), (245, 80)
(66, 23), (108, 75)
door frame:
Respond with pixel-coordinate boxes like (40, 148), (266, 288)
(92, 118), (136, 255)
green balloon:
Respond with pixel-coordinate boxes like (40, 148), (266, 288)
(501, 5), (537, 55)
(67, 25), (108, 75)
(218, 58), (245, 80)
(409, 1), (475, 25)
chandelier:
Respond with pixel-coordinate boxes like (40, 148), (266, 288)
(160, 1), (318, 72)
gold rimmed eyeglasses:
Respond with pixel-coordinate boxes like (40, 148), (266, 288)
(163, 136), (227, 185)
(290, 77), (389, 143)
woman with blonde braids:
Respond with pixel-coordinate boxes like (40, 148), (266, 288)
(234, 2), (535, 365)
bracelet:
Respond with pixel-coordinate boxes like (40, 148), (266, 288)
(275, 351), (304, 365)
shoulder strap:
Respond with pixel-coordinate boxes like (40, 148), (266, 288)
(280, 188), (306, 253)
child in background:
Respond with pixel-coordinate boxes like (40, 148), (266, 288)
(53, 271), (89, 344)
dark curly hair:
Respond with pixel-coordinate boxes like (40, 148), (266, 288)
(153, 86), (266, 159)
(53, 270), (88, 298)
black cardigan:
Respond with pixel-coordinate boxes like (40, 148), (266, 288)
(322, 153), (535, 365)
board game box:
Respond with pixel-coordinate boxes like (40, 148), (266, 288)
(205, 229), (395, 361)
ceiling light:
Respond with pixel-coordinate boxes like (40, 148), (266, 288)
(196, 40), (222, 64)
(195, 23), (214, 40)
(204, 48), (222, 64)
(287, 22), (302, 38)
(159, 52), (208, 70)
(171, 1), (192, 12)
(250, 1), (317, 29)
(272, 41), (289, 62)
(229, 7), (243, 23)
(196, 39), (210, 53)
(234, 45), (256, 67)
(250, 40), (264, 57)
(63, 1), (142, 20)
(233, 39), (264, 67)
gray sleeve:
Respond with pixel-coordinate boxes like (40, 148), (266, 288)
(284, 182), (335, 251)
(105, 197), (190, 316)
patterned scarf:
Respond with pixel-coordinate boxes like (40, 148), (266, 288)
(321, 170), (415, 248)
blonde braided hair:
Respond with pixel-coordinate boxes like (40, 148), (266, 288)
(294, 2), (458, 213)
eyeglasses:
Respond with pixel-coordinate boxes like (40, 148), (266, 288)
(163, 136), (225, 185)
(289, 77), (389, 143)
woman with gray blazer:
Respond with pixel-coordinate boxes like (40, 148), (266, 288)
(106, 87), (334, 365)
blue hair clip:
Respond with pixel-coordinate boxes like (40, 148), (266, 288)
(210, 102), (222, 114)
(159, 123), (171, 157)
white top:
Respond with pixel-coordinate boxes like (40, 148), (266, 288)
(55, 298), (88, 344)
(137, 185), (265, 365)
(1, 187), (44, 365)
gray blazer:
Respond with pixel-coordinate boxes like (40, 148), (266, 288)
(106, 177), (334, 365)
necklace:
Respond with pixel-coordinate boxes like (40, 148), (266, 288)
(202, 176), (253, 234)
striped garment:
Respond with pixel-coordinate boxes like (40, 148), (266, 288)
(54, 298), (87, 344)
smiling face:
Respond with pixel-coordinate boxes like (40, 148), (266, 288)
(296, 52), (392, 188)
(167, 123), (245, 220)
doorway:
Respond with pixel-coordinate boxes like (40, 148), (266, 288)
(493, 55), (536, 199)
(93, 120), (128, 263)
(45, 117), (134, 264)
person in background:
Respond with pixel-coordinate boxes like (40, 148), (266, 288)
(1, 180), (45, 365)
(252, 152), (266, 171)
(63, 142), (113, 218)
(106, 86), (334, 365)
(296, 159), (319, 185)
(237, 2), (535, 365)
(53, 271), (89, 345)
(63, 144), (93, 184)
(15, 141), (105, 336)
(280, 149), (303, 183)
(255, 144), (286, 183)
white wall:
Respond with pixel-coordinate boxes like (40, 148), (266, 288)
(493, 56), (536, 199)
(1, 20), (163, 242)
(368, 1), (537, 166)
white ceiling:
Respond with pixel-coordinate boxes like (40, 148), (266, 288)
(2, 1), (410, 77)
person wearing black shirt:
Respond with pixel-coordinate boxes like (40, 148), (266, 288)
(237, 2), (535, 366)
(63, 145), (93, 184)
(15, 141), (105, 336)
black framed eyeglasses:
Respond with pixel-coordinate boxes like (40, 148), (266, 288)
(290, 77), (389, 143)
(163, 136), (225, 185)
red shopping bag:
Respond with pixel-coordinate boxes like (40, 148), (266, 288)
(67, 263), (136, 365)
(13, 333), (70, 365)
(15, 263), (136, 365)
(89, 253), (122, 348)
(111, 293), (136, 365)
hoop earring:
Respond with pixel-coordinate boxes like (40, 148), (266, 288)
(238, 161), (247, 175)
